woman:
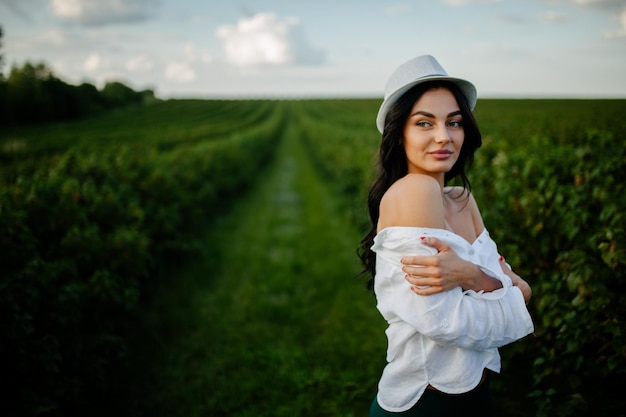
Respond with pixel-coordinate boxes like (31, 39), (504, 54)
(360, 55), (534, 416)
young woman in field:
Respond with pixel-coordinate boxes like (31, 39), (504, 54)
(359, 55), (534, 416)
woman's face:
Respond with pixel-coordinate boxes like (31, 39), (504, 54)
(402, 87), (464, 180)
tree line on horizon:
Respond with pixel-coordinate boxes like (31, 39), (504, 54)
(0, 26), (157, 127)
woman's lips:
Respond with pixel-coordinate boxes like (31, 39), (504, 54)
(429, 150), (453, 159)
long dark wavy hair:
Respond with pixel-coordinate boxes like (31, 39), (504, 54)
(358, 80), (482, 290)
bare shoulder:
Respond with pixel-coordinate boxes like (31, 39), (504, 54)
(378, 174), (446, 231)
(389, 174), (441, 196)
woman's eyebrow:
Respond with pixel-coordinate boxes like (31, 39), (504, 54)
(409, 110), (435, 118)
(409, 110), (462, 118)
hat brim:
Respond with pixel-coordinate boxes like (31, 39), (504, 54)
(375, 75), (477, 133)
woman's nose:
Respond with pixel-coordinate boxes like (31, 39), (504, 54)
(435, 125), (451, 143)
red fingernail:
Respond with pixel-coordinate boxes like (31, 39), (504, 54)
(499, 256), (504, 262)
(420, 236), (426, 241)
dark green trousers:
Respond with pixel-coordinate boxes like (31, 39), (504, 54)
(370, 374), (493, 417)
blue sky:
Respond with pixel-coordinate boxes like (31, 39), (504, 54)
(1, 0), (625, 99)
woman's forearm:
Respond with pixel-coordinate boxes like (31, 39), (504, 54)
(463, 262), (503, 292)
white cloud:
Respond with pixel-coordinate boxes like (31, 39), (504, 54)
(183, 43), (212, 64)
(153, 43), (211, 86)
(83, 52), (109, 72)
(126, 54), (154, 72)
(216, 12), (325, 67)
(165, 62), (195, 83)
(50, 0), (158, 25)
(216, 13), (292, 66)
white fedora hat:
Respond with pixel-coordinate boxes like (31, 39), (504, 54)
(376, 55), (477, 133)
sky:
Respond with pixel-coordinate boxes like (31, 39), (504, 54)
(1, 0), (625, 99)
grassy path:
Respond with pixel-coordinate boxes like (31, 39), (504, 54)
(131, 115), (386, 416)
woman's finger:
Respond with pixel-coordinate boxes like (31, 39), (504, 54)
(419, 236), (452, 253)
(410, 285), (444, 296)
(402, 264), (439, 278)
(401, 255), (438, 266)
(405, 274), (438, 286)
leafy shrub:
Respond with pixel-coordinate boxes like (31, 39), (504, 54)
(472, 128), (626, 417)
(0, 101), (286, 416)
(298, 99), (626, 416)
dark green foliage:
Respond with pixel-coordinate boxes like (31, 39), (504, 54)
(470, 101), (626, 417)
(0, 25), (5, 81)
(299, 98), (626, 417)
(100, 81), (145, 108)
(0, 98), (276, 169)
(0, 100), (285, 416)
(2, 98), (625, 416)
(0, 61), (155, 126)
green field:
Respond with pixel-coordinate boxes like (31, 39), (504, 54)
(1, 98), (625, 417)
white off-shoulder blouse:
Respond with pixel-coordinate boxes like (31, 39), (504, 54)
(371, 227), (534, 413)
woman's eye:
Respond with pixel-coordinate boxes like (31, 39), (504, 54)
(448, 120), (463, 127)
(416, 121), (431, 127)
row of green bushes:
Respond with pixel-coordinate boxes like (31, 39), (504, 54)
(295, 99), (379, 228)
(296, 99), (626, 416)
(0, 102), (287, 416)
(471, 127), (626, 417)
(0, 99), (278, 173)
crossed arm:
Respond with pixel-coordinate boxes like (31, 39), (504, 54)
(401, 236), (532, 304)
(378, 174), (532, 304)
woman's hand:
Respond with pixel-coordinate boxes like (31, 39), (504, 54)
(499, 257), (532, 304)
(401, 237), (502, 295)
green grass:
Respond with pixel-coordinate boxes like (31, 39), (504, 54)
(128, 115), (387, 416)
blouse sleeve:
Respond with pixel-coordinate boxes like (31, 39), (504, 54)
(372, 228), (534, 351)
